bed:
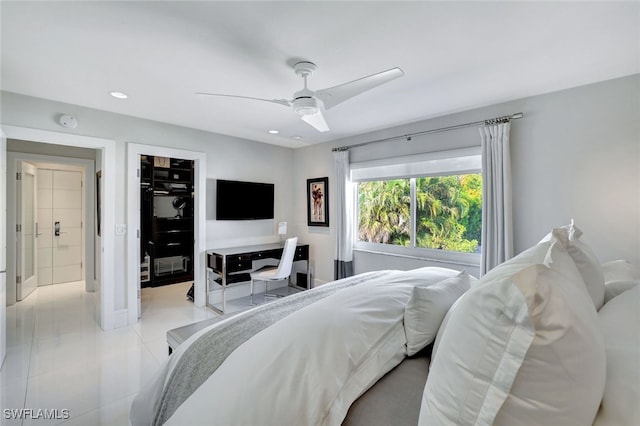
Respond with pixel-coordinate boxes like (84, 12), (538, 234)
(130, 222), (640, 426)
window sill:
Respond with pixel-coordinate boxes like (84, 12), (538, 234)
(353, 243), (480, 268)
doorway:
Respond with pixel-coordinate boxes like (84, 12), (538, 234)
(126, 143), (206, 325)
(1, 125), (116, 332)
(7, 151), (94, 305)
(140, 155), (195, 288)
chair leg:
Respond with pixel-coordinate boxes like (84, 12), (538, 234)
(264, 279), (288, 299)
(250, 278), (255, 305)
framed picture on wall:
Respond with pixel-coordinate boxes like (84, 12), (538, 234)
(307, 177), (329, 227)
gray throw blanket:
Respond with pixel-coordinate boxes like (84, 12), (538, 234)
(130, 270), (393, 426)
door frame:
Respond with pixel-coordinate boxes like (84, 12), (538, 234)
(1, 125), (116, 330)
(7, 154), (95, 302)
(126, 143), (206, 325)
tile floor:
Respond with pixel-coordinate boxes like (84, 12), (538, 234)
(0, 281), (218, 425)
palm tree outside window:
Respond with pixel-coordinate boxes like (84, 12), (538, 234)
(357, 173), (482, 254)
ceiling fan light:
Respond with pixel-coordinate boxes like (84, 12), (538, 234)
(293, 97), (318, 116)
(296, 106), (318, 116)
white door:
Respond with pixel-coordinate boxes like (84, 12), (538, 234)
(51, 169), (83, 284)
(37, 168), (85, 286)
(16, 161), (38, 300)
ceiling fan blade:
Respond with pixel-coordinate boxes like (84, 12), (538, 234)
(196, 92), (291, 107)
(315, 67), (404, 110)
(301, 111), (330, 132)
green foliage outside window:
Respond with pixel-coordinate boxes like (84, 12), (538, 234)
(358, 174), (482, 253)
(357, 179), (411, 244)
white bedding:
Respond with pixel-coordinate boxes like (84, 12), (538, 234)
(164, 267), (461, 426)
(593, 285), (640, 425)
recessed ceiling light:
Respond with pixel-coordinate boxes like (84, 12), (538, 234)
(109, 91), (128, 99)
(268, 130), (279, 134)
(292, 135), (302, 140)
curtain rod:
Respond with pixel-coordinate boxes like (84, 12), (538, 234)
(332, 112), (524, 152)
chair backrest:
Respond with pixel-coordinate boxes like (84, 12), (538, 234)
(275, 237), (298, 278)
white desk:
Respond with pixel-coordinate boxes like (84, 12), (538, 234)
(206, 242), (310, 314)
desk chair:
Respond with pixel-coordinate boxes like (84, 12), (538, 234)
(250, 237), (298, 305)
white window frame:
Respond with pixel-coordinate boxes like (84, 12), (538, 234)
(352, 147), (481, 268)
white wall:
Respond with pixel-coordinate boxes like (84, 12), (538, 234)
(1, 92), (294, 314)
(7, 139), (97, 159)
(294, 75), (640, 282)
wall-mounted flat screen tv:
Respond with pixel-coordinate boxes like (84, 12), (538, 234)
(216, 179), (274, 220)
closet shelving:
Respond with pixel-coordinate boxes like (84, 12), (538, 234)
(140, 155), (194, 287)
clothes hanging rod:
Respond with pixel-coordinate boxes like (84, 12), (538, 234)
(332, 112), (524, 152)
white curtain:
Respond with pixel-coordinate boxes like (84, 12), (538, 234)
(480, 122), (513, 275)
(333, 150), (354, 279)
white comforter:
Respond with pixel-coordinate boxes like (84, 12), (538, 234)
(165, 267), (460, 426)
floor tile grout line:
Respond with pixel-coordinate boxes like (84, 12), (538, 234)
(140, 337), (165, 365)
(18, 286), (41, 426)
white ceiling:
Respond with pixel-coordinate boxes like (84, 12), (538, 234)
(1, 1), (638, 149)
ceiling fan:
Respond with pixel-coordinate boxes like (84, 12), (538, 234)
(196, 61), (404, 132)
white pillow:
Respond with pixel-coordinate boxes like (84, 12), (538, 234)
(547, 222), (605, 309)
(602, 259), (640, 283)
(432, 239), (552, 359)
(388, 266), (467, 287)
(593, 285), (640, 426)
(604, 279), (640, 304)
(404, 271), (471, 356)
(419, 242), (606, 426)
(481, 239), (551, 281)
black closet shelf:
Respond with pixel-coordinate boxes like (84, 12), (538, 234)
(145, 271), (194, 287)
(153, 217), (193, 222)
(154, 182), (189, 187)
(150, 245), (191, 258)
(153, 234), (193, 241)
(153, 190), (191, 195)
(170, 159), (192, 168)
(152, 218), (193, 233)
(153, 179), (192, 184)
(153, 236), (193, 243)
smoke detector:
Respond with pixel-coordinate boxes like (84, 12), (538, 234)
(57, 114), (78, 129)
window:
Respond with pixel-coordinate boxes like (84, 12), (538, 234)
(352, 148), (482, 262)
